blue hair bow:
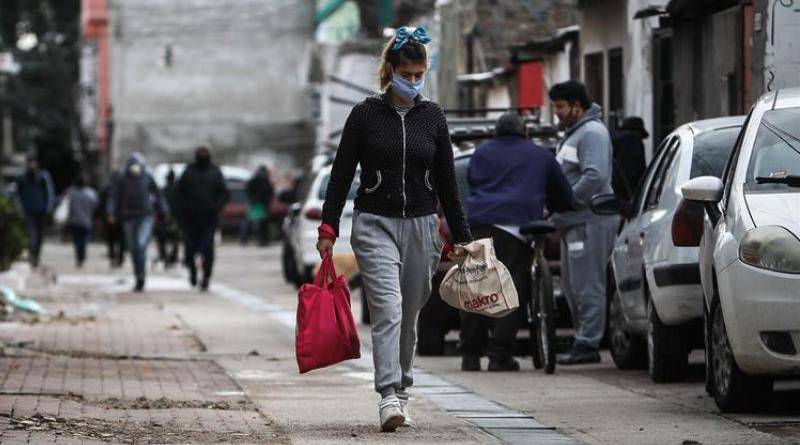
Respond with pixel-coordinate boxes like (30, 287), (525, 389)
(392, 26), (431, 51)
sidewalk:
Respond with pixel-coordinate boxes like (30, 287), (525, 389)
(0, 248), (285, 444)
(0, 243), (506, 445)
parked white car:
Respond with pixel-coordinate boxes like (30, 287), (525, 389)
(683, 87), (800, 412)
(282, 165), (359, 286)
(602, 117), (744, 382)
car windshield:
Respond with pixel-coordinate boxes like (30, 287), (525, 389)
(690, 127), (741, 178)
(317, 172), (360, 200)
(745, 107), (800, 191)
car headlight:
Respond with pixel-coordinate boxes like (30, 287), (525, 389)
(739, 227), (800, 274)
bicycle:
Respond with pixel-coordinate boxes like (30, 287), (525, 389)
(520, 220), (557, 374)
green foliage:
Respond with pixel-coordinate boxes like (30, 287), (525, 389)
(0, 193), (27, 271)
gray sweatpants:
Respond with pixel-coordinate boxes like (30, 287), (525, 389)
(350, 211), (442, 395)
(560, 216), (619, 349)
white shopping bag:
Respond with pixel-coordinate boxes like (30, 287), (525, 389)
(53, 195), (70, 226)
(438, 238), (519, 318)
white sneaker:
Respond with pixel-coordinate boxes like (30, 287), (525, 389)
(398, 395), (412, 427)
(378, 395), (405, 432)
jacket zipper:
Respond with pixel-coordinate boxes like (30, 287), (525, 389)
(400, 114), (407, 217)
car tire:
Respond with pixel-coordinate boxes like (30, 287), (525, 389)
(608, 288), (648, 370)
(647, 301), (689, 383)
(703, 300), (714, 395)
(281, 242), (297, 284)
(349, 273), (370, 325)
(709, 299), (772, 412)
(417, 316), (446, 356)
(293, 265), (314, 289)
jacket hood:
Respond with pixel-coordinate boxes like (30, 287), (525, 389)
(126, 152), (146, 168)
(565, 103), (603, 137)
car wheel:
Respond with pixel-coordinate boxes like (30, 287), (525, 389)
(281, 242), (297, 284)
(703, 301), (713, 395)
(647, 301), (689, 383)
(709, 299), (772, 412)
(302, 266), (315, 286)
(417, 316), (446, 356)
(349, 273), (370, 325)
(608, 288), (647, 370)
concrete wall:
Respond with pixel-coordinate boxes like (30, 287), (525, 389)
(541, 41), (575, 124)
(109, 0), (315, 172)
(579, 0), (667, 160)
(763, 0), (800, 92)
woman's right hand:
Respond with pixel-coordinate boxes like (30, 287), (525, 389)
(316, 237), (334, 258)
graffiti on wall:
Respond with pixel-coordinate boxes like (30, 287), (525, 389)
(766, 0), (800, 91)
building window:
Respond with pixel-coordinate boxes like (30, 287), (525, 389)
(608, 47), (624, 129)
(584, 52), (604, 110)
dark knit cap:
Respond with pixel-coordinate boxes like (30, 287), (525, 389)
(495, 113), (526, 138)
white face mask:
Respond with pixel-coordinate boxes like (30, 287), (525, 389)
(129, 164), (142, 176)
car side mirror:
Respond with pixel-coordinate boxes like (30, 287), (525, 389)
(681, 176), (723, 225)
(681, 176), (723, 203)
(590, 194), (622, 216)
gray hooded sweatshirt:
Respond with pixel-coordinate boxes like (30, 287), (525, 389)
(551, 104), (614, 229)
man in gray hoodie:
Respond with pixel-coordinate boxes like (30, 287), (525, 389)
(549, 81), (619, 365)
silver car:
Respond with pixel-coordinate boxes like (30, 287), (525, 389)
(604, 117), (744, 383)
(683, 87), (800, 412)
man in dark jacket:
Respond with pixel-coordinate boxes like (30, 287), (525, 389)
(15, 153), (55, 268)
(245, 165), (274, 246)
(173, 147), (229, 290)
(461, 113), (574, 372)
(108, 152), (163, 292)
(611, 117), (649, 203)
(100, 170), (127, 268)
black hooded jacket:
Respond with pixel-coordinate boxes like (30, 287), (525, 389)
(173, 160), (230, 222)
(321, 93), (472, 244)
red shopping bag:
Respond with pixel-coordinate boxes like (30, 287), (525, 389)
(295, 252), (361, 373)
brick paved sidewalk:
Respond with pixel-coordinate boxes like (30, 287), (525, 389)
(0, 260), (287, 444)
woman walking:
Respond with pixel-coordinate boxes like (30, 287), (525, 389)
(65, 175), (98, 268)
(316, 26), (472, 432)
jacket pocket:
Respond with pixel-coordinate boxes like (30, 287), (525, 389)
(364, 170), (382, 194)
(424, 170), (434, 191)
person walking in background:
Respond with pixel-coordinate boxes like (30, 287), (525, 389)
(65, 175), (98, 268)
(173, 147), (229, 291)
(316, 26), (472, 432)
(461, 113), (574, 372)
(99, 171), (126, 268)
(155, 169), (180, 268)
(108, 152), (163, 292)
(548, 80), (620, 365)
(611, 117), (649, 203)
(15, 153), (55, 268)
(243, 165), (274, 246)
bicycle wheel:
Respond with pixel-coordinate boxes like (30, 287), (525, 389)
(535, 253), (556, 374)
(530, 262), (544, 370)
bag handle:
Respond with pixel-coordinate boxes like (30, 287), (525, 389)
(314, 252), (338, 287)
